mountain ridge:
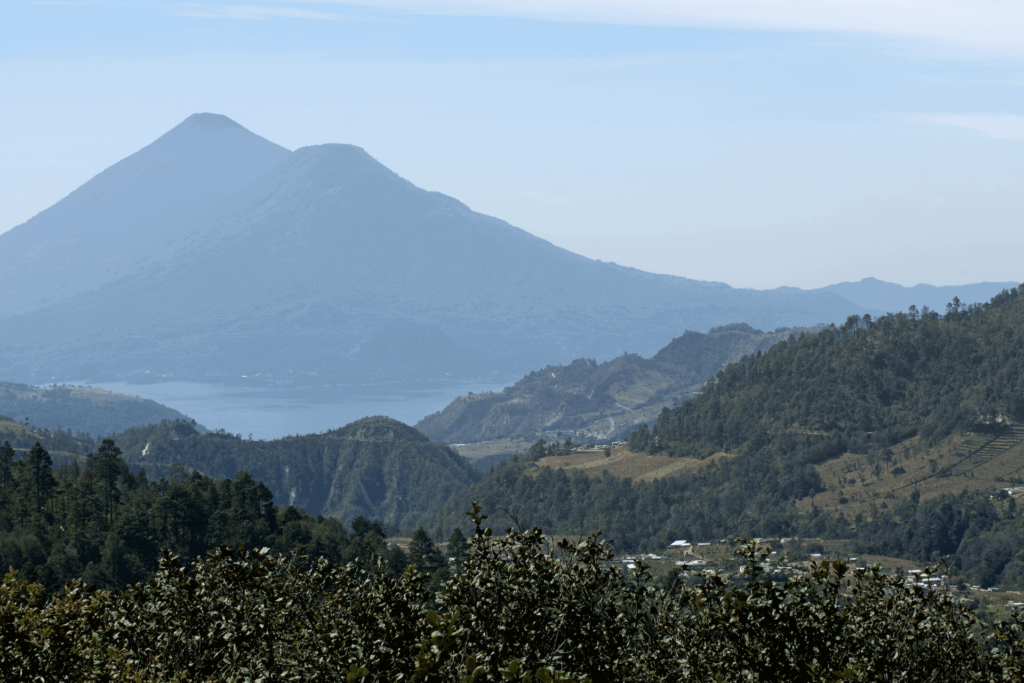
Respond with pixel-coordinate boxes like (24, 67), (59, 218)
(415, 323), (807, 444)
(815, 277), (1018, 314)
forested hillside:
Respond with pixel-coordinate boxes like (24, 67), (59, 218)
(111, 416), (480, 529)
(0, 438), (416, 594)
(0, 381), (194, 438)
(429, 285), (1024, 588)
(643, 289), (1024, 457)
(417, 323), (803, 444)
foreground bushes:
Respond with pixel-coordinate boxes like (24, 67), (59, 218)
(3, 504), (1024, 682)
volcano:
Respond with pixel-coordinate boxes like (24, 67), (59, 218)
(0, 114), (871, 386)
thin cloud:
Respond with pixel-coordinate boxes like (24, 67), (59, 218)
(179, 4), (341, 20)
(283, 0), (1024, 56)
(926, 114), (1024, 141)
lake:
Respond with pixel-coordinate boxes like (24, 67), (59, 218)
(63, 380), (513, 440)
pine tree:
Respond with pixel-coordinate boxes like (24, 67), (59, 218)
(22, 442), (56, 512)
(90, 438), (123, 529)
(408, 527), (443, 573)
(0, 440), (14, 491)
(447, 527), (468, 573)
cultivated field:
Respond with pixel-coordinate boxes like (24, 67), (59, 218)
(795, 426), (1024, 519)
(533, 445), (734, 482)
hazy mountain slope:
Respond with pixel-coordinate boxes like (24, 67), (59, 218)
(0, 114), (290, 318)
(415, 323), (803, 444)
(815, 277), (1017, 315)
(0, 381), (195, 438)
(112, 416), (480, 528)
(426, 285), (1024, 588)
(0, 116), (875, 386)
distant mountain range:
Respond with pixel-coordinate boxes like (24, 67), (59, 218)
(416, 323), (803, 444)
(812, 278), (1016, 316)
(0, 114), (1014, 387)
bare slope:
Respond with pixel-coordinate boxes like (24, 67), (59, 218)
(532, 445), (735, 482)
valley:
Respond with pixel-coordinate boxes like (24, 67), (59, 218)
(5, 282), (1024, 593)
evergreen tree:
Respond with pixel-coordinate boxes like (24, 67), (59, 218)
(350, 516), (385, 540)
(408, 527), (443, 573)
(447, 527), (468, 573)
(90, 438), (123, 529)
(385, 544), (409, 578)
(0, 440), (13, 491)
(21, 442), (56, 512)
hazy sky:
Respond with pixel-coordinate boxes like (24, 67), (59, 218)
(2, 1), (1022, 289)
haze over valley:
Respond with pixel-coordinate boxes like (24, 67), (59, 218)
(0, 114), (1015, 438)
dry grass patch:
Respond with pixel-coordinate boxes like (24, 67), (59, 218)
(535, 446), (734, 482)
(451, 438), (535, 460)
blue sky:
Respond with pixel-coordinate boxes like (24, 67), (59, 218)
(2, 1), (1022, 289)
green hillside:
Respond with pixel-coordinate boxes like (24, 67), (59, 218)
(416, 323), (803, 444)
(0, 415), (95, 461)
(644, 292), (1024, 458)
(112, 416), (481, 529)
(0, 381), (194, 438)
(428, 285), (1024, 588)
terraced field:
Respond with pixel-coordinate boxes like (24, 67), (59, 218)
(796, 425), (1024, 519)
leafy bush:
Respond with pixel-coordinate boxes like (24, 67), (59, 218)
(4, 503), (1024, 681)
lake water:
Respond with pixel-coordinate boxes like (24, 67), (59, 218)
(65, 380), (513, 440)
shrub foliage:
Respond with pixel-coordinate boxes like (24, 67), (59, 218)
(3, 503), (1024, 682)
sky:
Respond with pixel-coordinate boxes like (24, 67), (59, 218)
(1, 1), (1022, 290)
